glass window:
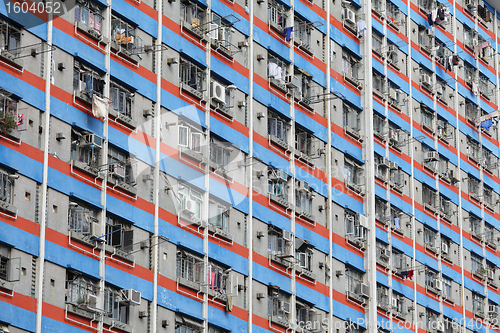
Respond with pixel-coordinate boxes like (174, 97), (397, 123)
(75, 0), (103, 34)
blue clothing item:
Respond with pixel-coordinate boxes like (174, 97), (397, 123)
(481, 118), (493, 130)
(85, 75), (93, 98)
(283, 27), (293, 41)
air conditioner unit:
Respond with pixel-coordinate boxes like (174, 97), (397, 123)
(436, 321), (445, 332)
(86, 293), (98, 311)
(389, 129), (398, 141)
(488, 269), (495, 280)
(441, 242), (448, 254)
(282, 301), (291, 313)
(421, 74), (432, 86)
(83, 133), (103, 149)
(389, 88), (398, 100)
(298, 180), (310, 191)
(138, 310), (148, 318)
(435, 279), (443, 291)
(345, 8), (356, 24)
(256, 230), (265, 238)
(256, 292), (265, 299)
(285, 75), (299, 88)
(112, 165), (126, 179)
(282, 230), (292, 241)
(392, 297), (398, 308)
(183, 197), (197, 215)
(489, 305), (498, 313)
(256, 171), (264, 179)
(361, 283), (370, 298)
(382, 158), (391, 168)
(424, 151), (439, 161)
(211, 81), (226, 104)
(90, 222), (104, 241)
(122, 289), (141, 305)
(336, 270), (344, 276)
(384, 249), (391, 257)
(1, 50), (15, 61)
(389, 161), (398, 169)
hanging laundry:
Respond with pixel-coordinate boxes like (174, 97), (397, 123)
(472, 82), (479, 96)
(481, 41), (490, 49)
(356, 20), (367, 38)
(394, 217), (400, 229)
(407, 270), (414, 279)
(452, 54), (459, 66)
(92, 95), (108, 119)
(481, 118), (493, 130)
(283, 27), (293, 41)
(400, 271), (408, 278)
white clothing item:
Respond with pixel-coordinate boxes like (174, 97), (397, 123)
(356, 20), (367, 37)
(268, 62), (278, 78)
(92, 95), (108, 119)
(472, 82), (479, 96)
(275, 66), (283, 80)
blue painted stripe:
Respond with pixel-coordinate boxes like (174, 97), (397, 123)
(0, 221), (39, 256)
(0, 300), (36, 332)
(416, 291), (439, 312)
(45, 240), (100, 279)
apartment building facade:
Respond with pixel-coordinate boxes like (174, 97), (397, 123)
(0, 0), (500, 331)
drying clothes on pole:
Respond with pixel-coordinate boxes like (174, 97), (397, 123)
(481, 118), (493, 130)
(283, 27), (293, 41)
(356, 20), (367, 38)
(472, 82), (479, 96)
(92, 95), (108, 119)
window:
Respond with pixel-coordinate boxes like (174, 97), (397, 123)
(210, 78), (234, 110)
(103, 285), (129, 323)
(110, 82), (133, 118)
(294, 69), (313, 101)
(482, 148), (497, 170)
(375, 154), (389, 182)
(471, 254), (483, 275)
(373, 71), (386, 95)
(422, 186), (437, 211)
(207, 261), (229, 295)
(343, 102), (361, 135)
(342, 50), (361, 86)
(268, 227), (291, 257)
(346, 269), (363, 294)
(0, 19), (21, 55)
(484, 224), (495, 245)
(392, 248), (406, 270)
(268, 54), (289, 87)
(418, 0), (435, 12)
(295, 243), (313, 272)
(467, 138), (481, 162)
(421, 105), (435, 131)
(438, 155), (449, 179)
(268, 288), (290, 322)
(437, 117), (453, 142)
(296, 302), (316, 326)
(439, 195), (452, 218)
(73, 61), (105, 99)
(294, 16), (311, 49)
(372, 32), (383, 54)
(268, 0), (287, 30)
(418, 28), (432, 52)
(464, 62), (476, 86)
(473, 294), (485, 316)
(0, 244), (20, 283)
(295, 127), (312, 156)
(390, 167), (403, 189)
(469, 214), (482, 238)
(179, 124), (202, 153)
(375, 198), (388, 223)
(468, 175), (481, 199)
(377, 284), (389, 309)
(65, 271), (97, 305)
(176, 250), (204, 285)
(71, 129), (102, 173)
(295, 185), (312, 214)
(464, 27), (477, 50)
(390, 206), (403, 230)
(435, 78), (447, 102)
(424, 227), (437, 249)
(108, 145), (135, 185)
(268, 168), (289, 202)
(376, 241), (389, 266)
(373, 114), (385, 137)
(180, 57), (206, 96)
(344, 159), (363, 187)
(210, 140), (231, 170)
(479, 73), (493, 98)
(484, 185), (494, 208)
(211, 13), (233, 54)
(442, 276), (452, 299)
(105, 215), (133, 255)
(208, 201), (229, 232)
(386, 1), (405, 30)
(75, 0), (103, 35)
(179, 184), (203, 219)
(345, 210), (367, 242)
(111, 15), (139, 53)
(387, 81), (401, 106)
(176, 320), (203, 333)
(180, 0), (207, 37)
(425, 269), (437, 289)
(393, 292), (407, 317)
(0, 172), (14, 205)
(68, 203), (99, 235)
(426, 310), (439, 330)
